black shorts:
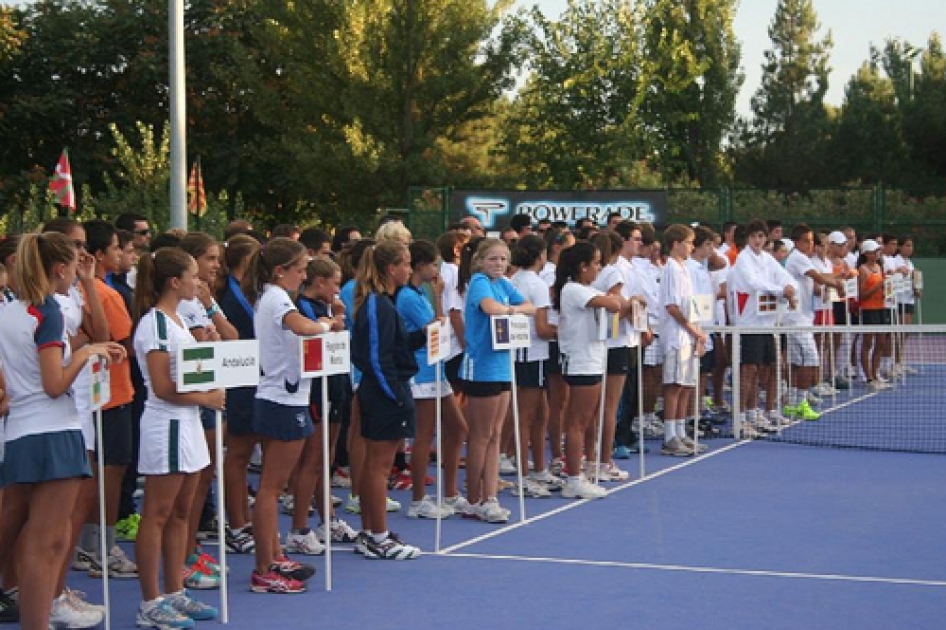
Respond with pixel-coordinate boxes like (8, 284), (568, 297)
(546, 340), (563, 375)
(515, 360), (548, 389)
(700, 348), (716, 373)
(462, 380), (512, 398)
(310, 374), (352, 425)
(97, 404), (133, 466)
(833, 301), (849, 325)
(357, 377), (415, 441)
(226, 386), (257, 436)
(563, 374), (602, 387)
(200, 407), (218, 431)
(254, 399), (314, 442)
(606, 347), (631, 375)
(900, 303), (915, 315)
(741, 334), (777, 366)
(860, 309), (890, 326)
(445, 354), (464, 393)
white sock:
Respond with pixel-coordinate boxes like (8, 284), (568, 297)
(675, 420), (687, 438)
(664, 422), (676, 442)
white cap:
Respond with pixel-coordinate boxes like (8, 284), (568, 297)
(780, 237), (795, 253)
(828, 231), (847, 245)
(860, 239), (881, 253)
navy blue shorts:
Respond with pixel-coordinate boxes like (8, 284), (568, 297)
(98, 404), (133, 466)
(357, 377), (415, 442)
(547, 341), (563, 375)
(226, 387), (257, 436)
(515, 360), (548, 389)
(2, 430), (91, 486)
(607, 347), (631, 375)
(253, 399), (314, 442)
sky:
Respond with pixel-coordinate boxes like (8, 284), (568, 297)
(524, 0), (944, 115)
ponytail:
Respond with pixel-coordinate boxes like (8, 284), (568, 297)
(15, 232), (75, 307)
(134, 248), (194, 322)
(241, 237), (306, 305)
(353, 240), (407, 316)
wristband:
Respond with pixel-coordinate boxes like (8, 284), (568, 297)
(206, 303), (221, 318)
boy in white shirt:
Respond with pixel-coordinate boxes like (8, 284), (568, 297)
(659, 225), (707, 457)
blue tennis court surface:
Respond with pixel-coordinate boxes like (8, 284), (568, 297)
(69, 438), (946, 630)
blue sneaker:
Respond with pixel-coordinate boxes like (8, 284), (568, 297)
(136, 597), (195, 629)
(164, 590), (218, 621)
(613, 445), (631, 460)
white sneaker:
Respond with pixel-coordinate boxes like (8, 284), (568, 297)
(442, 494), (471, 516)
(604, 462), (631, 481)
(661, 437), (693, 457)
(498, 454), (517, 476)
(284, 529), (326, 556)
(385, 496), (401, 512)
(89, 545), (137, 578)
(407, 495), (453, 519)
(62, 588), (105, 616)
(315, 518), (359, 543)
(462, 498), (510, 523)
(511, 479), (551, 498)
(530, 470), (566, 491)
(562, 477), (607, 500)
(904, 365), (919, 375)
(679, 436), (707, 454)
(50, 592), (105, 629)
(766, 410), (791, 427)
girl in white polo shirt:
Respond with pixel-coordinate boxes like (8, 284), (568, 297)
(553, 241), (628, 500)
(242, 237), (329, 592)
(133, 246), (223, 628)
(0, 232), (124, 630)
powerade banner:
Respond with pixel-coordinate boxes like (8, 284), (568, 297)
(451, 189), (668, 230)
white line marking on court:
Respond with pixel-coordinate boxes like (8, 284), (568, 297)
(432, 552), (946, 588)
(439, 439), (751, 555)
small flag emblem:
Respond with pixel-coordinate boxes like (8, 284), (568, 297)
(182, 346), (216, 385)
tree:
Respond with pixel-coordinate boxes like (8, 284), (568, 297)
(638, 0), (742, 186)
(501, 0), (644, 189)
(735, 0), (833, 190)
(900, 33), (946, 184)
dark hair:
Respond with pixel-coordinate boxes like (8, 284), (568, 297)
(331, 226), (360, 253)
(745, 219), (768, 237)
(511, 234), (546, 268)
(224, 219), (253, 239)
(242, 237), (307, 305)
(179, 232), (217, 262)
(576, 225), (597, 241)
(116, 229), (133, 250)
(552, 242), (596, 310)
(115, 213), (148, 233)
(42, 217), (81, 236)
(662, 224), (694, 250)
(734, 224), (748, 249)
(271, 224), (300, 239)
(83, 219), (117, 257)
(149, 231), (182, 252)
(217, 234), (260, 300)
(790, 223), (812, 242)
(510, 214), (532, 233)
(766, 219), (782, 231)
(693, 226), (715, 248)
(338, 238), (375, 284)
(638, 223), (657, 247)
(457, 236), (485, 295)
(134, 247), (195, 321)
(0, 234), (21, 267)
(437, 231), (464, 264)
(299, 227), (331, 253)
(592, 230), (622, 265)
(613, 221), (639, 241)
(408, 239), (437, 268)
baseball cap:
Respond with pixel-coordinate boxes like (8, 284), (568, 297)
(828, 231), (847, 245)
(860, 239), (881, 253)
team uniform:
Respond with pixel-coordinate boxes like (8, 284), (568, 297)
(0, 296), (91, 485)
(460, 273), (525, 395)
(56, 286), (95, 450)
(395, 283), (450, 399)
(593, 263), (633, 375)
(784, 249), (820, 368)
(659, 257), (697, 388)
(217, 275), (257, 435)
(511, 268), (551, 388)
(558, 282), (605, 386)
(254, 285), (314, 441)
(298, 294), (353, 421)
(134, 309), (210, 475)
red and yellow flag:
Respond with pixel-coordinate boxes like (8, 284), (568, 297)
(187, 157), (207, 217)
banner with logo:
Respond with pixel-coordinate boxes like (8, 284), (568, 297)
(450, 189), (668, 231)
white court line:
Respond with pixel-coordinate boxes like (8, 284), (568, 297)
(439, 439), (750, 555)
(432, 552), (946, 588)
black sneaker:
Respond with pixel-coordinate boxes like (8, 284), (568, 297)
(363, 532), (420, 560)
(0, 591), (18, 624)
(272, 556), (316, 582)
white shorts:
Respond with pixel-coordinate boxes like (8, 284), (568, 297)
(138, 411), (210, 475)
(788, 332), (820, 367)
(662, 345), (697, 387)
(410, 381), (454, 400)
(644, 339), (665, 366)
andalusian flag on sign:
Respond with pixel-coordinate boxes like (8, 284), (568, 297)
(182, 346), (216, 385)
(49, 148), (76, 210)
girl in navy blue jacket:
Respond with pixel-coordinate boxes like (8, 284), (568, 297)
(351, 240), (424, 559)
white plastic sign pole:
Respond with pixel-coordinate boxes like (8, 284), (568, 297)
(177, 340), (260, 621)
(88, 356), (111, 630)
(491, 314), (530, 521)
(427, 320), (451, 552)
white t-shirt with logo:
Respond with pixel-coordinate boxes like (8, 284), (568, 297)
(511, 269), (551, 362)
(255, 284), (311, 407)
(558, 282), (605, 376)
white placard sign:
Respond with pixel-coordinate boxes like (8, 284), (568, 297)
(427, 320), (452, 366)
(631, 301), (648, 332)
(883, 277), (896, 309)
(689, 294), (714, 324)
(913, 270), (924, 291)
(176, 340), (261, 392)
(300, 331), (351, 378)
(490, 314), (531, 350)
(88, 355), (111, 411)
(843, 278), (859, 301)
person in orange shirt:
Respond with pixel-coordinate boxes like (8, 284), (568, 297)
(72, 219), (139, 579)
(857, 239), (891, 392)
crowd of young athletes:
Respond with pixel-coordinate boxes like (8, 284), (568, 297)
(0, 210), (921, 630)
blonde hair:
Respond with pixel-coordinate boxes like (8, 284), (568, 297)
(15, 232), (76, 306)
(374, 221), (412, 245)
(354, 240), (408, 315)
(471, 237), (509, 273)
